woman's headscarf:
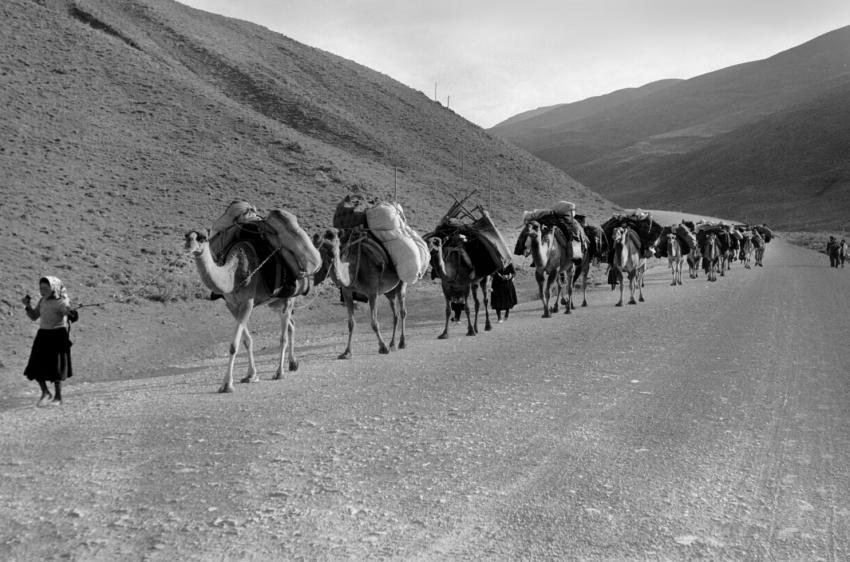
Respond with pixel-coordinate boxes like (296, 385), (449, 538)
(40, 276), (68, 300)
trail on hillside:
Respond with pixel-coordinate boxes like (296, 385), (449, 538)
(1, 241), (848, 561)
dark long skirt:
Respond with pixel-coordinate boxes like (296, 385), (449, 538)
(24, 328), (73, 382)
(491, 276), (518, 311)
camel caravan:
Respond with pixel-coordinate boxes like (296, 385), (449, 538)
(185, 198), (774, 393)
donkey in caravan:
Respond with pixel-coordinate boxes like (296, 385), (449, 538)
(665, 232), (684, 286)
(610, 226), (646, 306)
(701, 232), (722, 282)
(428, 234), (492, 338)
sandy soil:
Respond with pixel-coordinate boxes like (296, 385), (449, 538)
(1, 241), (849, 561)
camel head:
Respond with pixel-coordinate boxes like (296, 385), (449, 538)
(524, 221), (541, 240)
(184, 230), (210, 255)
(319, 228), (340, 247)
(427, 236), (443, 254)
(315, 228), (341, 263)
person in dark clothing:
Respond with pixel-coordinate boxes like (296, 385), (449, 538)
(491, 263), (518, 323)
(23, 276), (75, 406)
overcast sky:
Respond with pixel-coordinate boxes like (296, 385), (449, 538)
(179, 0), (850, 128)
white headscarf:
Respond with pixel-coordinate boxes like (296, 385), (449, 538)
(41, 276), (68, 300)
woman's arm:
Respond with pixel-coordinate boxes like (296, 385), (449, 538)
(24, 299), (41, 320)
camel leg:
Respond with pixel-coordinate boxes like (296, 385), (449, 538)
(386, 284), (407, 350)
(628, 273), (637, 305)
(580, 268), (589, 307)
(397, 284), (407, 349)
(563, 267), (575, 314)
(286, 313), (298, 371)
(239, 326), (259, 384)
(368, 294), (390, 354)
(470, 286), (480, 335)
(438, 296), (451, 339)
(637, 267), (646, 302)
(541, 275), (553, 317)
(538, 274), (551, 318)
(338, 290), (356, 359)
(386, 291), (398, 351)
(615, 272), (624, 307)
(551, 274), (561, 314)
(274, 299), (297, 378)
(223, 299), (253, 393)
(481, 277), (492, 332)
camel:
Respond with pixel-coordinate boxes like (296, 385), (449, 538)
(184, 230), (302, 393)
(687, 248), (702, 279)
(666, 233), (684, 286)
(523, 221), (571, 317)
(702, 232), (721, 282)
(741, 233), (755, 269)
(716, 230), (731, 276)
(314, 228), (407, 358)
(753, 231), (766, 267)
(428, 235), (492, 338)
(564, 224), (604, 309)
(610, 226), (645, 306)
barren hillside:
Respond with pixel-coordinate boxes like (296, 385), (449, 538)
(0, 0), (617, 374)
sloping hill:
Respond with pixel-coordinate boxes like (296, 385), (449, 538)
(0, 0), (615, 320)
(490, 26), (850, 228)
(600, 80), (850, 230)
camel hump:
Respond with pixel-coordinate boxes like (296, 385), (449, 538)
(265, 209), (322, 277)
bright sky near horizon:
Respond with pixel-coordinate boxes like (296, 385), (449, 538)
(179, 0), (850, 128)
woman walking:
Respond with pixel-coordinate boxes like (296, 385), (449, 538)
(22, 276), (76, 406)
(491, 262), (518, 323)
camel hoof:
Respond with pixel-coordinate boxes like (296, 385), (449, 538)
(484, 323), (492, 331)
(398, 339), (406, 349)
(616, 302), (623, 307)
(564, 306), (571, 314)
(389, 343), (397, 351)
(438, 333), (449, 340)
(629, 300), (637, 305)
(639, 296), (645, 302)
(582, 302), (588, 307)
(338, 351), (352, 360)
(288, 360), (299, 372)
(219, 384), (234, 394)
(379, 346), (390, 355)
(272, 371), (283, 380)
(466, 330), (476, 337)
(240, 375), (259, 384)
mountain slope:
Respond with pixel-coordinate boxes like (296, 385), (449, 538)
(0, 0), (615, 322)
(490, 25), (850, 228)
(595, 80), (850, 230)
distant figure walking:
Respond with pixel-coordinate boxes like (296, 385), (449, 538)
(22, 276), (77, 406)
(828, 236), (846, 268)
(491, 263), (518, 323)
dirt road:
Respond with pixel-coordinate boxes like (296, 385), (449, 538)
(1, 240), (849, 561)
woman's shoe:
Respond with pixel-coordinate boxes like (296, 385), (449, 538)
(37, 393), (53, 407)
